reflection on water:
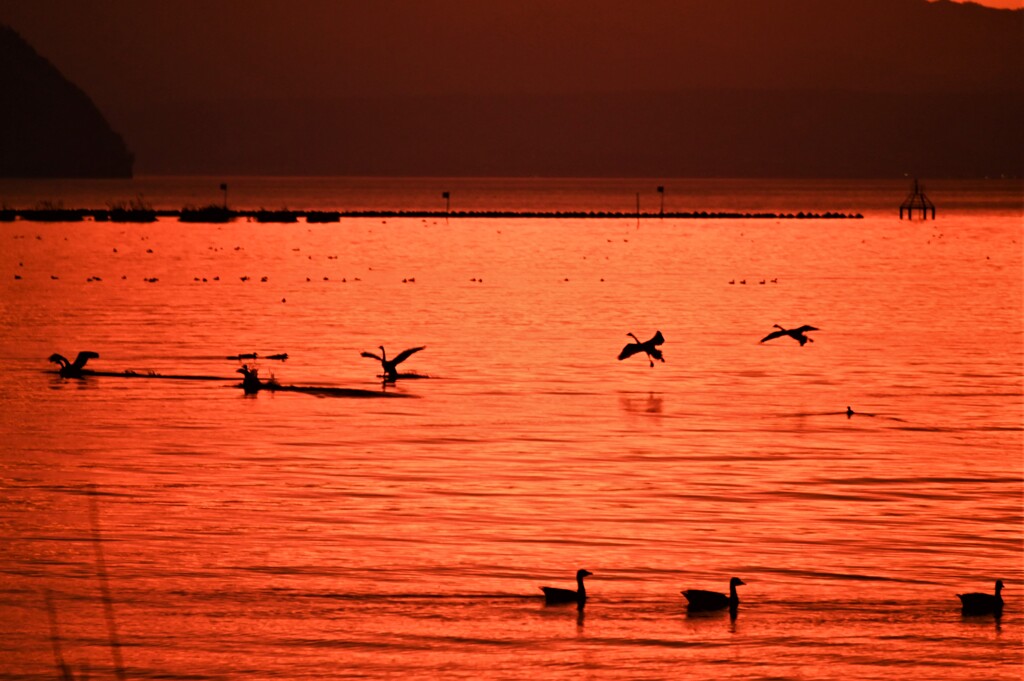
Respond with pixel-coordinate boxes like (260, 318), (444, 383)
(0, 179), (1021, 679)
(619, 392), (664, 414)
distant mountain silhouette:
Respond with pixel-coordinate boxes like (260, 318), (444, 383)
(0, 25), (133, 178)
(4, 0), (1020, 177)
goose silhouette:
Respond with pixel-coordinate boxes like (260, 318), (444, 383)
(760, 324), (818, 346)
(957, 579), (1004, 616)
(618, 331), (665, 367)
(682, 577), (745, 614)
(360, 345), (425, 381)
(49, 351), (99, 377)
(541, 569), (592, 604)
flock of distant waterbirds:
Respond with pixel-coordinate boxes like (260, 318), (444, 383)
(48, 326), (1004, 619)
(49, 324), (793, 387)
(539, 571), (1005, 621)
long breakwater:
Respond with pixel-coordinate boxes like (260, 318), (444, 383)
(0, 206), (863, 223)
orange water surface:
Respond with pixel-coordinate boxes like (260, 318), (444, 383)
(0, 178), (1021, 679)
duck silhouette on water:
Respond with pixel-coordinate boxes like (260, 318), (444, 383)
(49, 351), (99, 377)
(618, 331), (665, 367)
(760, 324), (818, 346)
(541, 569), (592, 605)
(682, 577), (745, 617)
(957, 579), (1004, 617)
(360, 345), (425, 381)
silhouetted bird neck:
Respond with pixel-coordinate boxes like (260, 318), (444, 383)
(576, 570), (589, 598)
(540, 569), (592, 604)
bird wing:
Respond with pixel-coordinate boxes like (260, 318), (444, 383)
(391, 346), (425, 366)
(647, 347), (663, 361)
(618, 343), (642, 360)
(649, 330), (665, 346)
(360, 351), (382, 361)
(74, 351), (99, 367)
(760, 330), (786, 343)
(794, 325), (818, 333)
(48, 353), (68, 366)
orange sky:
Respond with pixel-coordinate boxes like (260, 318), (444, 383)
(956, 0), (1023, 6)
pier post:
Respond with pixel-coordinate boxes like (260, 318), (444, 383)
(899, 178), (935, 220)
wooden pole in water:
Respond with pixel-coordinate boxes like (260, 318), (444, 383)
(220, 182), (228, 210)
(657, 185), (664, 218)
(89, 488), (126, 681)
(45, 591), (75, 680)
(636, 192), (640, 228)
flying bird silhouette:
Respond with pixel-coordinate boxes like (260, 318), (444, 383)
(957, 579), (1004, 617)
(540, 569), (593, 605)
(760, 324), (818, 346)
(618, 331), (665, 367)
(361, 345), (425, 381)
(49, 351), (99, 377)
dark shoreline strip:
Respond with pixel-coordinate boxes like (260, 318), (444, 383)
(4, 208), (863, 223)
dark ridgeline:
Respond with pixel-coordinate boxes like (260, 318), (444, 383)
(0, 25), (133, 178)
(24, 0), (1015, 178)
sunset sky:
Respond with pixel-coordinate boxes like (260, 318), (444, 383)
(1, 0), (1020, 177)
(956, 0), (1022, 6)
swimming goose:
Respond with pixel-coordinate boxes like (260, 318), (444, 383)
(682, 577), (745, 613)
(618, 331), (665, 367)
(49, 351), (99, 377)
(958, 580), (1004, 616)
(360, 345), (425, 381)
(541, 569), (592, 604)
(760, 324), (818, 346)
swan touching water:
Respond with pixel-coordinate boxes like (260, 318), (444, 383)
(49, 351), (99, 377)
(618, 331), (665, 367)
(360, 345), (425, 381)
(540, 569), (593, 605)
(236, 365), (267, 394)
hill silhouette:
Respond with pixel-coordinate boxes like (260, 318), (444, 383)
(2, 0), (1020, 177)
(0, 25), (133, 177)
